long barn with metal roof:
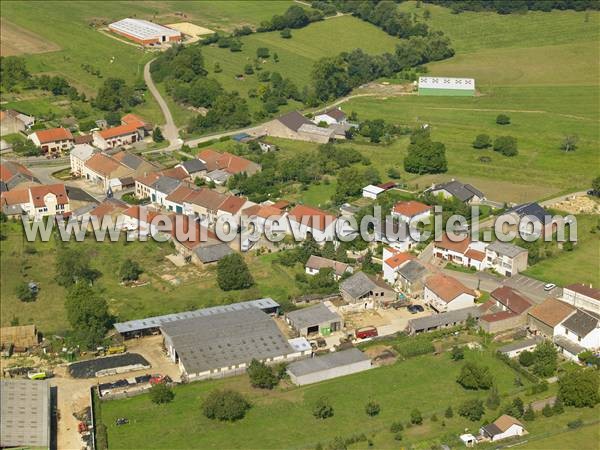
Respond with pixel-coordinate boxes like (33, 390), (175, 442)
(114, 298), (280, 337)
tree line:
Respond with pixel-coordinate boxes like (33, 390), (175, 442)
(423, 0), (599, 14)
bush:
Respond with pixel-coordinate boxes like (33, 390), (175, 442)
(390, 421), (404, 433)
(445, 406), (453, 418)
(365, 401), (380, 417)
(567, 419), (583, 429)
(519, 350), (535, 367)
(493, 136), (518, 157)
(458, 399), (485, 421)
(256, 47), (270, 58)
(217, 254), (254, 291)
(503, 397), (524, 419)
(119, 259), (143, 282)
(532, 341), (558, 377)
(280, 28), (292, 38)
(558, 369), (600, 408)
(313, 397), (334, 419)
(542, 403), (554, 417)
(247, 359), (278, 389)
(16, 282), (36, 302)
(149, 383), (174, 404)
(410, 409), (423, 425)
(457, 362), (494, 390)
(523, 404), (535, 421)
(496, 114), (511, 125)
(451, 346), (464, 361)
(152, 127), (164, 143)
(203, 390), (250, 421)
(472, 134), (491, 149)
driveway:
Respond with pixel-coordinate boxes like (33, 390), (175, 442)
(504, 274), (562, 304)
(144, 59), (180, 149)
(441, 268), (504, 294)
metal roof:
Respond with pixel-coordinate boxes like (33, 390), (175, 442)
(114, 298), (279, 333)
(560, 309), (599, 337)
(287, 348), (370, 377)
(193, 242), (233, 263)
(418, 76), (475, 90)
(397, 260), (428, 282)
(286, 303), (342, 330)
(109, 18), (181, 40)
(0, 380), (50, 448)
(162, 307), (293, 375)
(409, 306), (482, 331)
(498, 336), (542, 354)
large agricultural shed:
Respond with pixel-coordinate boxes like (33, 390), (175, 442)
(114, 298), (280, 338)
(108, 18), (181, 46)
(418, 76), (475, 96)
(0, 380), (51, 449)
(285, 302), (343, 337)
(161, 307), (311, 381)
(287, 348), (372, 386)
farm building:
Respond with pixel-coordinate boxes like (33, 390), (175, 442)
(498, 337), (542, 358)
(285, 302), (343, 337)
(161, 307), (310, 381)
(340, 271), (396, 309)
(560, 283), (600, 315)
(418, 76), (475, 96)
(108, 18), (181, 46)
(408, 306), (482, 335)
(0, 380), (51, 449)
(287, 348), (371, 386)
(113, 298), (280, 338)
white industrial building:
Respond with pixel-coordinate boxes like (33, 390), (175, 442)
(109, 18), (182, 45)
(287, 348), (371, 386)
(418, 76), (476, 96)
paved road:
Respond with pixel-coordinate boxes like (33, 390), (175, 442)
(143, 59), (180, 149)
(29, 163), (69, 184)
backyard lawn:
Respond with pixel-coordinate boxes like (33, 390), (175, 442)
(0, 222), (299, 334)
(101, 347), (543, 449)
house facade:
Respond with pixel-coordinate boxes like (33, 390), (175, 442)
(560, 284), (600, 315)
(527, 298), (575, 339)
(392, 201), (432, 224)
(423, 273), (476, 313)
(29, 127), (74, 154)
(305, 255), (353, 281)
(485, 241), (528, 277)
(339, 272), (395, 309)
(433, 233), (488, 270)
(69, 144), (96, 176)
(287, 205), (337, 243)
(554, 309), (600, 361)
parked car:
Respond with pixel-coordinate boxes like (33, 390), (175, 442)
(355, 326), (378, 339)
(544, 283), (557, 291)
(408, 305), (424, 314)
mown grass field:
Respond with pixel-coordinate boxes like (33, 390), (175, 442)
(100, 346), (551, 449)
(0, 222), (299, 334)
(518, 422), (600, 450)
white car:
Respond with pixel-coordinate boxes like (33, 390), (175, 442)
(544, 283), (557, 291)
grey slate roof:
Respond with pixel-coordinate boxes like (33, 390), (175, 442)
(505, 202), (549, 225)
(554, 335), (586, 356)
(193, 242), (233, 263)
(6, 172), (39, 190)
(428, 180), (484, 202)
(340, 272), (391, 299)
(409, 306), (482, 331)
(161, 307), (294, 375)
(287, 348), (370, 377)
(397, 260), (428, 282)
(206, 169), (230, 184)
(151, 176), (181, 195)
(560, 309), (599, 337)
(277, 110), (313, 132)
(286, 303), (342, 330)
(481, 423), (503, 437)
(114, 298), (280, 333)
(181, 159), (207, 174)
(498, 336), (542, 354)
(118, 152), (145, 170)
(2, 203), (24, 216)
(487, 241), (527, 258)
(0, 380), (50, 448)
(65, 185), (98, 203)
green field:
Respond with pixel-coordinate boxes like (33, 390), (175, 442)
(0, 222), (299, 334)
(518, 422), (600, 450)
(100, 346), (551, 449)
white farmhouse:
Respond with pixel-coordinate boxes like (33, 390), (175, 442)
(423, 273), (476, 313)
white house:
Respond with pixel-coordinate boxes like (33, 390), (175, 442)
(392, 200), (432, 224)
(554, 309), (600, 361)
(382, 247), (414, 285)
(423, 273), (476, 313)
(313, 107), (347, 125)
(560, 283), (600, 315)
(29, 127), (74, 154)
(305, 255), (353, 281)
(484, 241), (528, 277)
(28, 184), (70, 221)
(69, 144), (96, 176)
(362, 184), (385, 199)
(434, 233), (489, 271)
(480, 415), (526, 442)
(287, 205), (337, 243)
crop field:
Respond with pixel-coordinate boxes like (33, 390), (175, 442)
(0, 222), (299, 334)
(100, 346), (546, 449)
(201, 15), (400, 108)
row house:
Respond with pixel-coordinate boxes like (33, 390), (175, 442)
(287, 204), (337, 243)
(29, 127), (74, 154)
(92, 114), (148, 150)
(1, 183), (70, 220)
(433, 233), (487, 270)
(560, 283), (600, 315)
(197, 149), (261, 185)
(479, 286), (533, 334)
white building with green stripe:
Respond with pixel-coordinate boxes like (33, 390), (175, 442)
(418, 76), (475, 96)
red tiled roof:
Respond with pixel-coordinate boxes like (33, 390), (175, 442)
(85, 153), (123, 176)
(218, 196), (247, 214)
(34, 127), (73, 144)
(491, 286), (533, 315)
(97, 123), (139, 140)
(384, 252), (414, 269)
(393, 201), (431, 218)
(89, 199), (127, 220)
(242, 204), (282, 220)
(288, 204), (336, 232)
(528, 298), (575, 327)
(74, 134), (93, 145)
(197, 149), (256, 175)
(465, 248), (486, 261)
(135, 172), (161, 187)
(0, 161), (34, 182)
(165, 185), (196, 204)
(1, 188), (30, 206)
(161, 166), (189, 181)
(121, 113), (146, 128)
(270, 200), (290, 210)
(29, 183), (68, 207)
(564, 283), (600, 300)
(425, 273), (475, 303)
(183, 188), (227, 211)
(123, 205), (162, 223)
(434, 233), (470, 254)
(170, 215), (217, 249)
(480, 310), (518, 323)
(377, 181), (396, 190)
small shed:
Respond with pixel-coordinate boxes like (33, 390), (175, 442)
(362, 184), (385, 199)
(287, 348), (371, 386)
(498, 337), (542, 358)
(285, 302), (343, 337)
